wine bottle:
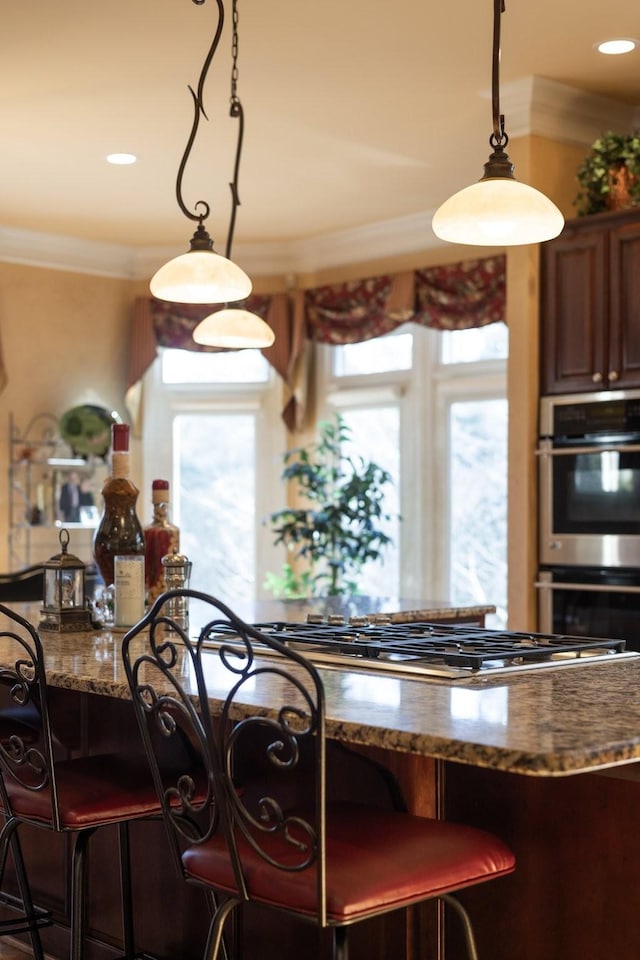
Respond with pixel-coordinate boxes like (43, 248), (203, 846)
(144, 479), (180, 603)
(93, 423), (145, 588)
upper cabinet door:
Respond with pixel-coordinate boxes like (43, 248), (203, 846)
(608, 219), (640, 390)
(540, 225), (608, 395)
(540, 209), (640, 396)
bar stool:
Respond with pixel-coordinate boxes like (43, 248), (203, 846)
(0, 704), (51, 960)
(0, 602), (167, 960)
(123, 589), (516, 960)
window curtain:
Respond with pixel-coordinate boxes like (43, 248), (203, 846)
(125, 292), (298, 431)
(304, 255), (505, 344)
(126, 255), (505, 431)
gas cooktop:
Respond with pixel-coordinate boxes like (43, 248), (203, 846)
(207, 617), (640, 682)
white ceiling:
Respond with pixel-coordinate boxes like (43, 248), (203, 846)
(1, 0), (640, 276)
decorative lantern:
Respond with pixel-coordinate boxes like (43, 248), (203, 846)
(40, 528), (94, 632)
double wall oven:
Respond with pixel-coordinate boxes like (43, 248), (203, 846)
(536, 390), (640, 647)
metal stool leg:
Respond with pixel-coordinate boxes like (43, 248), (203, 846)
(331, 926), (348, 960)
(0, 817), (50, 960)
(203, 897), (240, 960)
(9, 830), (47, 960)
(441, 893), (480, 960)
(118, 822), (136, 959)
(71, 828), (97, 960)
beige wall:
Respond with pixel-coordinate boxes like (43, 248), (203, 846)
(0, 263), (135, 569)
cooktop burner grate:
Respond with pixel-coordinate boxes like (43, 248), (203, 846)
(209, 618), (632, 677)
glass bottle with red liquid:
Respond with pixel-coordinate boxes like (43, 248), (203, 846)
(144, 479), (180, 604)
(93, 423), (145, 589)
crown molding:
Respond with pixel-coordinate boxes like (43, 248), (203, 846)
(0, 225), (136, 279)
(0, 212), (443, 282)
(278, 211), (441, 275)
(501, 75), (640, 146)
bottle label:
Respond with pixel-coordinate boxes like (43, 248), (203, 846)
(114, 555), (145, 627)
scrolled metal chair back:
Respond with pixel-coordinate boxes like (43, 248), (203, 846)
(0, 604), (59, 825)
(122, 590), (327, 919)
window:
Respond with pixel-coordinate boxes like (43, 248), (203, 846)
(339, 405), (401, 597)
(333, 333), (413, 376)
(448, 397), (508, 627)
(174, 412), (257, 598)
(143, 322), (508, 620)
(323, 322), (508, 619)
(162, 348), (269, 384)
(142, 349), (284, 609)
(441, 322), (508, 364)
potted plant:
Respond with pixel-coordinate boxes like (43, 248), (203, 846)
(264, 414), (394, 597)
(575, 130), (640, 216)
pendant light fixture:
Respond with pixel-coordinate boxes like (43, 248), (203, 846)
(150, 0), (252, 304)
(432, 0), (564, 247)
(193, 0), (275, 349)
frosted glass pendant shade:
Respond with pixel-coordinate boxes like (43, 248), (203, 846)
(193, 308), (275, 349)
(150, 249), (252, 304)
(432, 177), (565, 246)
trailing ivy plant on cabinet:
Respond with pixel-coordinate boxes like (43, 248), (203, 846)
(540, 207), (640, 395)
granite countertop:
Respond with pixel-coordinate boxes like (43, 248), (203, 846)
(3, 602), (640, 780)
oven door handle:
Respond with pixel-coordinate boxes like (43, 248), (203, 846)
(535, 443), (640, 457)
(535, 580), (640, 594)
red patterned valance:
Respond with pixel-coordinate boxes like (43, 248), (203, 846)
(304, 255), (505, 344)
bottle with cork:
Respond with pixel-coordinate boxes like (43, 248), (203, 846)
(144, 479), (180, 604)
(93, 423), (145, 625)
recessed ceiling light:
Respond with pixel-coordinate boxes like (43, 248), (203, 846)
(596, 38), (637, 55)
(106, 153), (137, 165)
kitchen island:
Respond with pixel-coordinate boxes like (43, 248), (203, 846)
(1, 604), (640, 960)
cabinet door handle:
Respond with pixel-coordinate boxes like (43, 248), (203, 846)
(592, 372), (603, 383)
(609, 370), (620, 382)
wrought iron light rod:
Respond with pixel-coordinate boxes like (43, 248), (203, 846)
(431, 0), (564, 246)
(150, 0), (252, 305)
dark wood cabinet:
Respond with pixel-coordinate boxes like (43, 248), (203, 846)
(540, 208), (640, 395)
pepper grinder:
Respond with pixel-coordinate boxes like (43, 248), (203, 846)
(161, 551), (193, 631)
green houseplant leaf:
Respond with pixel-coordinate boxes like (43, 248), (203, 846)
(264, 414), (394, 598)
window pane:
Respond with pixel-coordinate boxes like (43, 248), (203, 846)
(162, 348), (269, 384)
(339, 407), (400, 597)
(174, 413), (256, 603)
(449, 399), (507, 627)
(440, 323), (508, 364)
(333, 332), (413, 377)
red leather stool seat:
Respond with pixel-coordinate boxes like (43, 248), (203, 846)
(182, 801), (515, 922)
(1, 753), (162, 828)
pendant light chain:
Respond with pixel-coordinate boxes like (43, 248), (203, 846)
(190, 0), (275, 345)
(230, 0), (239, 105)
(225, 0), (244, 261)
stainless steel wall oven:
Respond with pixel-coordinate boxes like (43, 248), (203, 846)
(538, 390), (640, 568)
(536, 567), (640, 648)
(537, 390), (640, 644)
